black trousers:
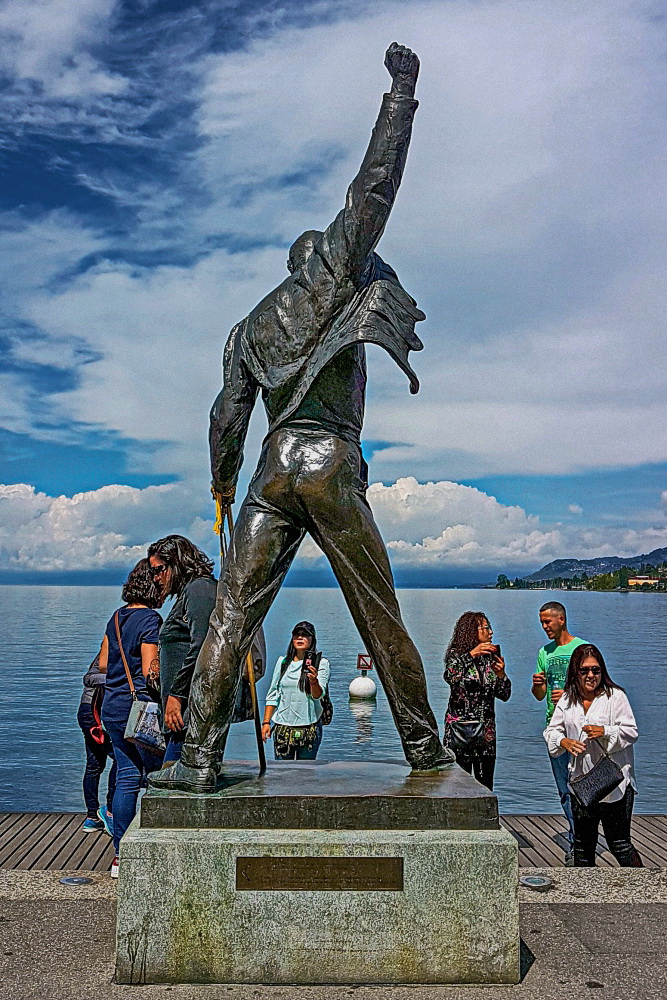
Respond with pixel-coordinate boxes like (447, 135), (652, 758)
(454, 751), (495, 791)
(185, 428), (442, 770)
(571, 785), (643, 867)
(77, 702), (116, 819)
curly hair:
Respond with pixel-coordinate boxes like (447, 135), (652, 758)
(563, 643), (623, 706)
(147, 534), (215, 597)
(446, 611), (489, 657)
(121, 558), (163, 608)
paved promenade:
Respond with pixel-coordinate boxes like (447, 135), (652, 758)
(1, 869), (666, 999)
(2, 814), (666, 998)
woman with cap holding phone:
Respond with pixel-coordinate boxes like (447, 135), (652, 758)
(262, 621), (331, 760)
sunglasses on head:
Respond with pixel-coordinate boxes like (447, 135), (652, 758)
(578, 666), (601, 676)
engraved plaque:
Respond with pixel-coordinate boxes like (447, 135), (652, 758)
(235, 856), (403, 891)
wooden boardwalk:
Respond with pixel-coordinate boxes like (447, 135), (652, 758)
(1, 812), (665, 871)
(501, 813), (667, 868)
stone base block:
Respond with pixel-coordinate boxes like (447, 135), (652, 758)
(115, 825), (519, 985)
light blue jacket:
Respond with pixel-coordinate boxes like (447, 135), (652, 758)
(265, 655), (331, 727)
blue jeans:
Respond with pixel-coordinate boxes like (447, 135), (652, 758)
(550, 751), (575, 847)
(162, 733), (184, 764)
(104, 719), (163, 853)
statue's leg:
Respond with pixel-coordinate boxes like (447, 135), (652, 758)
(181, 494), (304, 771)
(306, 485), (444, 770)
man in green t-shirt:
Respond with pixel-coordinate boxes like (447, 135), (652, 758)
(531, 600), (587, 864)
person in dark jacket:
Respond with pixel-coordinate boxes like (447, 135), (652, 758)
(149, 534), (267, 763)
(443, 612), (511, 791)
(147, 535), (218, 764)
(77, 651), (116, 834)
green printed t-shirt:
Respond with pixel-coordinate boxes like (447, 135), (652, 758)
(536, 637), (587, 723)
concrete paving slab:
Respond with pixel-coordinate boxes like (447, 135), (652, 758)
(4, 866), (667, 904)
(1, 870), (666, 1000)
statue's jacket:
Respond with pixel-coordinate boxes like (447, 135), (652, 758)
(210, 92), (426, 494)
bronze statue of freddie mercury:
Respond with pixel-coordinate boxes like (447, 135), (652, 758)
(150, 43), (455, 793)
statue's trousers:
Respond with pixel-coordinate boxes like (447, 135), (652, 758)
(183, 427), (443, 770)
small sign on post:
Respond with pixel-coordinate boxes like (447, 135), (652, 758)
(350, 653), (377, 700)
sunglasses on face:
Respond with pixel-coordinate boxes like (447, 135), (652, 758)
(293, 631), (311, 639)
(578, 667), (601, 676)
(150, 564), (168, 577)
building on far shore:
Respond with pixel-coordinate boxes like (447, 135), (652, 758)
(628, 576), (660, 587)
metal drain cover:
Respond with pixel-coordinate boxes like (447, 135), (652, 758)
(59, 876), (94, 885)
(519, 875), (553, 892)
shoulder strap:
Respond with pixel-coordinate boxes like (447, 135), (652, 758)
(114, 611), (137, 700)
(578, 731), (611, 760)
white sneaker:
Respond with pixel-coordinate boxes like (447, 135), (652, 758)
(110, 855), (119, 879)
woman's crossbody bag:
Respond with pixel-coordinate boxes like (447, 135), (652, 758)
(568, 734), (623, 809)
(448, 659), (485, 752)
(115, 611), (166, 753)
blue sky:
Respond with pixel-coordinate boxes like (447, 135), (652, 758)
(1, 0), (667, 585)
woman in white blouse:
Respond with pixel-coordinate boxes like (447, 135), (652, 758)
(545, 643), (642, 867)
(261, 621), (331, 760)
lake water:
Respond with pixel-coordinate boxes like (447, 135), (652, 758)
(0, 585), (663, 814)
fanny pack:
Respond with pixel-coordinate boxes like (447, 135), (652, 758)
(449, 718), (484, 752)
(273, 722), (320, 749)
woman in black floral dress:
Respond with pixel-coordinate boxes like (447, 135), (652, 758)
(443, 612), (511, 790)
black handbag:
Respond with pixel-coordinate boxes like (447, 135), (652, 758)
(303, 650), (333, 725)
(568, 738), (623, 808)
(320, 688), (334, 726)
(447, 656), (485, 752)
(449, 718), (484, 752)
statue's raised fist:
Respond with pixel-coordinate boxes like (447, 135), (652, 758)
(384, 42), (419, 96)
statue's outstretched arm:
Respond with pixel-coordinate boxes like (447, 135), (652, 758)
(313, 43), (420, 283)
(209, 325), (258, 501)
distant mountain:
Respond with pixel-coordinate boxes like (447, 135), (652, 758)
(524, 547), (667, 583)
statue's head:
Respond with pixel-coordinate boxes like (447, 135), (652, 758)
(287, 230), (323, 274)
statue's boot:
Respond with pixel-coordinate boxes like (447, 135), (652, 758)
(147, 761), (218, 794)
(410, 746), (456, 772)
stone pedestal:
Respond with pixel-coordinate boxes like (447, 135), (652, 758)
(115, 760), (519, 985)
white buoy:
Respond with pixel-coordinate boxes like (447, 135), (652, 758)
(348, 674), (377, 700)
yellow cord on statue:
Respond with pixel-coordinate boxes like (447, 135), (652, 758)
(212, 489), (224, 536)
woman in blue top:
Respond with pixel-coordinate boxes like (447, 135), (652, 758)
(99, 558), (163, 876)
(262, 621), (330, 760)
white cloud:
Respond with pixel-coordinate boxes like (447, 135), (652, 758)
(1, 0), (666, 492)
(5, 476), (662, 577)
(0, 0), (126, 99)
(568, 504), (583, 515)
(0, 481), (206, 572)
(300, 477), (667, 572)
